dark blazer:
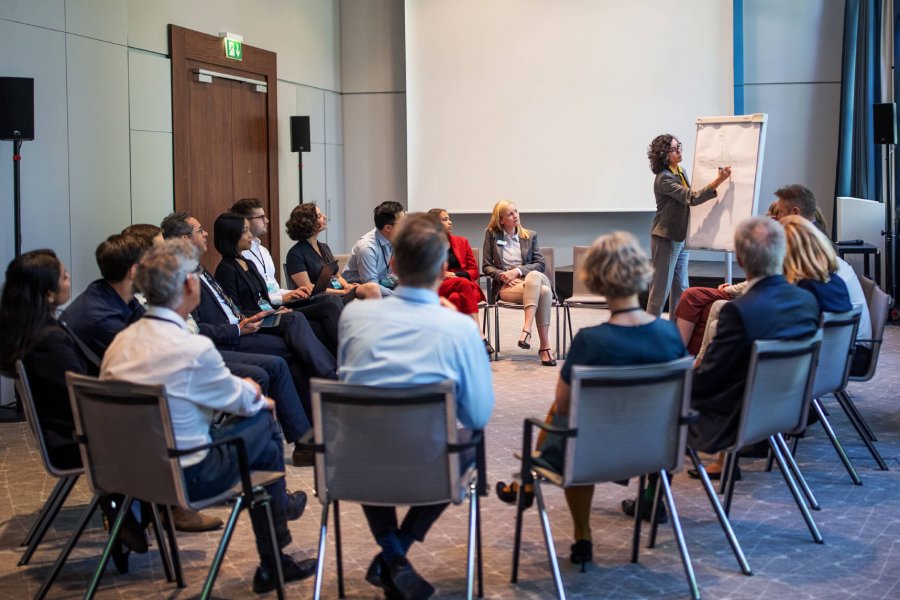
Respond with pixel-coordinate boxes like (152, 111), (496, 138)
(482, 228), (545, 303)
(22, 319), (96, 469)
(449, 234), (479, 281)
(192, 272), (242, 348)
(651, 168), (717, 242)
(215, 257), (270, 316)
(688, 275), (820, 453)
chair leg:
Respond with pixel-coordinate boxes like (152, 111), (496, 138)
(201, 495), (246, 600)
(510, 475), (528, 583)
(722, 453), (740, 517)
(86, 494), (134, 600)
(162, 505), (185, 587)
(768, 436), (823, 543)
(534, 479), (566, 600)
(554, 303), (560, 360)
(476, 491), (484, 598)
(836, 390), (878, 441)
(687, 448), (752, 575)
(313, 501), (330, 600)
(718, 452), (734, 495)
(813, 398), (862, 485)
(775, 434), (819, 510)
(648, 475), (663, 549)
(659, 469), (700, 600)
(35, 494), (100, 600)
(466, 481), (478, 600)
(833, 392), (889, 470)
(20, 475), (75, 549)
(149, 503), (175, 583)
(494, 305), (500, 361)
(334, 500), (345, 599)
(19, 475), (78, 566)
(631, 475), (645, 563)
(262, 496), (286, 600)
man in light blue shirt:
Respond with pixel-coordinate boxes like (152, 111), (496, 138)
(342, 201), (405, 297)
(338, 212), (494, 600)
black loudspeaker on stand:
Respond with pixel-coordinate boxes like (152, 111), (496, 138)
(873, 103), (898, 306)
(0, 76), (34, 422)
(1, 77), (34, 258)
(290, 116), (310, 204)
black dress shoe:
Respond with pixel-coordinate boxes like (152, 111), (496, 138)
(570, 539), (592, 566)
(252, 555), (318, 593)
(365, 554), (404, 599)
(495, 481), (534, 508)
(285, 490), (307, 521)
(383, 555), (434, 600)
(539, 348), (557, 367)
(110, 542), (130, 574)
(621, 498), (668, 524)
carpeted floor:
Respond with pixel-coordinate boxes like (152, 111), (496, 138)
(0, 305), (898, 599)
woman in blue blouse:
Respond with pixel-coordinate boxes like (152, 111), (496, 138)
(496, 232), (687, 565)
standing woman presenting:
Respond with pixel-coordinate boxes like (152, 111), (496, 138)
(646, 134), (731, 316)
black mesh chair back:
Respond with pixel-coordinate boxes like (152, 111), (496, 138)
(66, 374), (184, 507)
(311, 379), (462, 506)
(562, 356), (694, 486)
(812, 310), (860, 399)
(850, 277), (891, 382)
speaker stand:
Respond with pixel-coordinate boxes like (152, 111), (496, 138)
(296, 151), (304, 204)
(12, 139), (22, 257)
(882, 143), (897, 306)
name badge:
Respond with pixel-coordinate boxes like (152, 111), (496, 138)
(496, 239), (507, 247)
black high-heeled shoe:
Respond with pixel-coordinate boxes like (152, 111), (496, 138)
(539, 348), (557, 367)
(517, 330), (532, 349)
(570, 539), (592, 568)
(483, 338), (495, 356)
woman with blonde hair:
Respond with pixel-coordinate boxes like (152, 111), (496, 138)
(495, 232), (688, 564)
(781, 214), (852, 311)
(482, 201), (556, 365)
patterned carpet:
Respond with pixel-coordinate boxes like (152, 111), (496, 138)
(0, 305), (898, 599)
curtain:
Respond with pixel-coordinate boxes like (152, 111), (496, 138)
(834, 0), (884, 237)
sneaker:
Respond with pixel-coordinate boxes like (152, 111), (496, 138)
(285, 490), (307, 521)
(171, 507), (224, 532)
(252, 554), (317, 593)
(621, 498), (668, 524)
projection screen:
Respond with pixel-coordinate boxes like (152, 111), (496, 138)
(405, 0), (733, 213)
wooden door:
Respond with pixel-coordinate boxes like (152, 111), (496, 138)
(171, 26), (279, 274)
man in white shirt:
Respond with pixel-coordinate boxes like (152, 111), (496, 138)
(100, 239), (316, 594)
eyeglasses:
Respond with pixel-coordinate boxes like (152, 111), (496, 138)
(669, 144), (683, 153)
(248, 215), (267, 221)
(192, 226), (205, 235)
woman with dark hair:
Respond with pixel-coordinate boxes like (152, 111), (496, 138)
(284, 203), (381, 301)
(646, 133), (731, 317)
(213, 212), (341, 355)
(428, 208), (492, 355)
(0, 250), (146, 571)
(495, 232), (688, 565)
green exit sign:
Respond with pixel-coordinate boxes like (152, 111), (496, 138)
(225, 38), (242, 61)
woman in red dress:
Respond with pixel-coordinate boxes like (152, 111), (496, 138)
(429, 208), (493, 355)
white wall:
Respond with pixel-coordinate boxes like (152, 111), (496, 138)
(742, 0), (844, 228)
(0, 0), (342, 294)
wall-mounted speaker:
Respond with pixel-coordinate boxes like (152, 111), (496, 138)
(290, 116), (310, 152)
(873, 102), (897, 145)
(0, 77), (35, 141)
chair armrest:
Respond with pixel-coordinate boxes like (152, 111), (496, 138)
(447, 429), (483, 452)
(294, 429), (324, 453)
(679, 410), (701, 425)
(854, 338), (882, 345)
(168, 436), (255, 500)
(525, 416), (577, 436)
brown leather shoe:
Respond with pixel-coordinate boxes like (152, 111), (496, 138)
(171, 507), (223, 532)
(292, 443), (315, 467)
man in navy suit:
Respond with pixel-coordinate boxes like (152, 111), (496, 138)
(689, 217), (820, 455)
(160, 212), (337, 422)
